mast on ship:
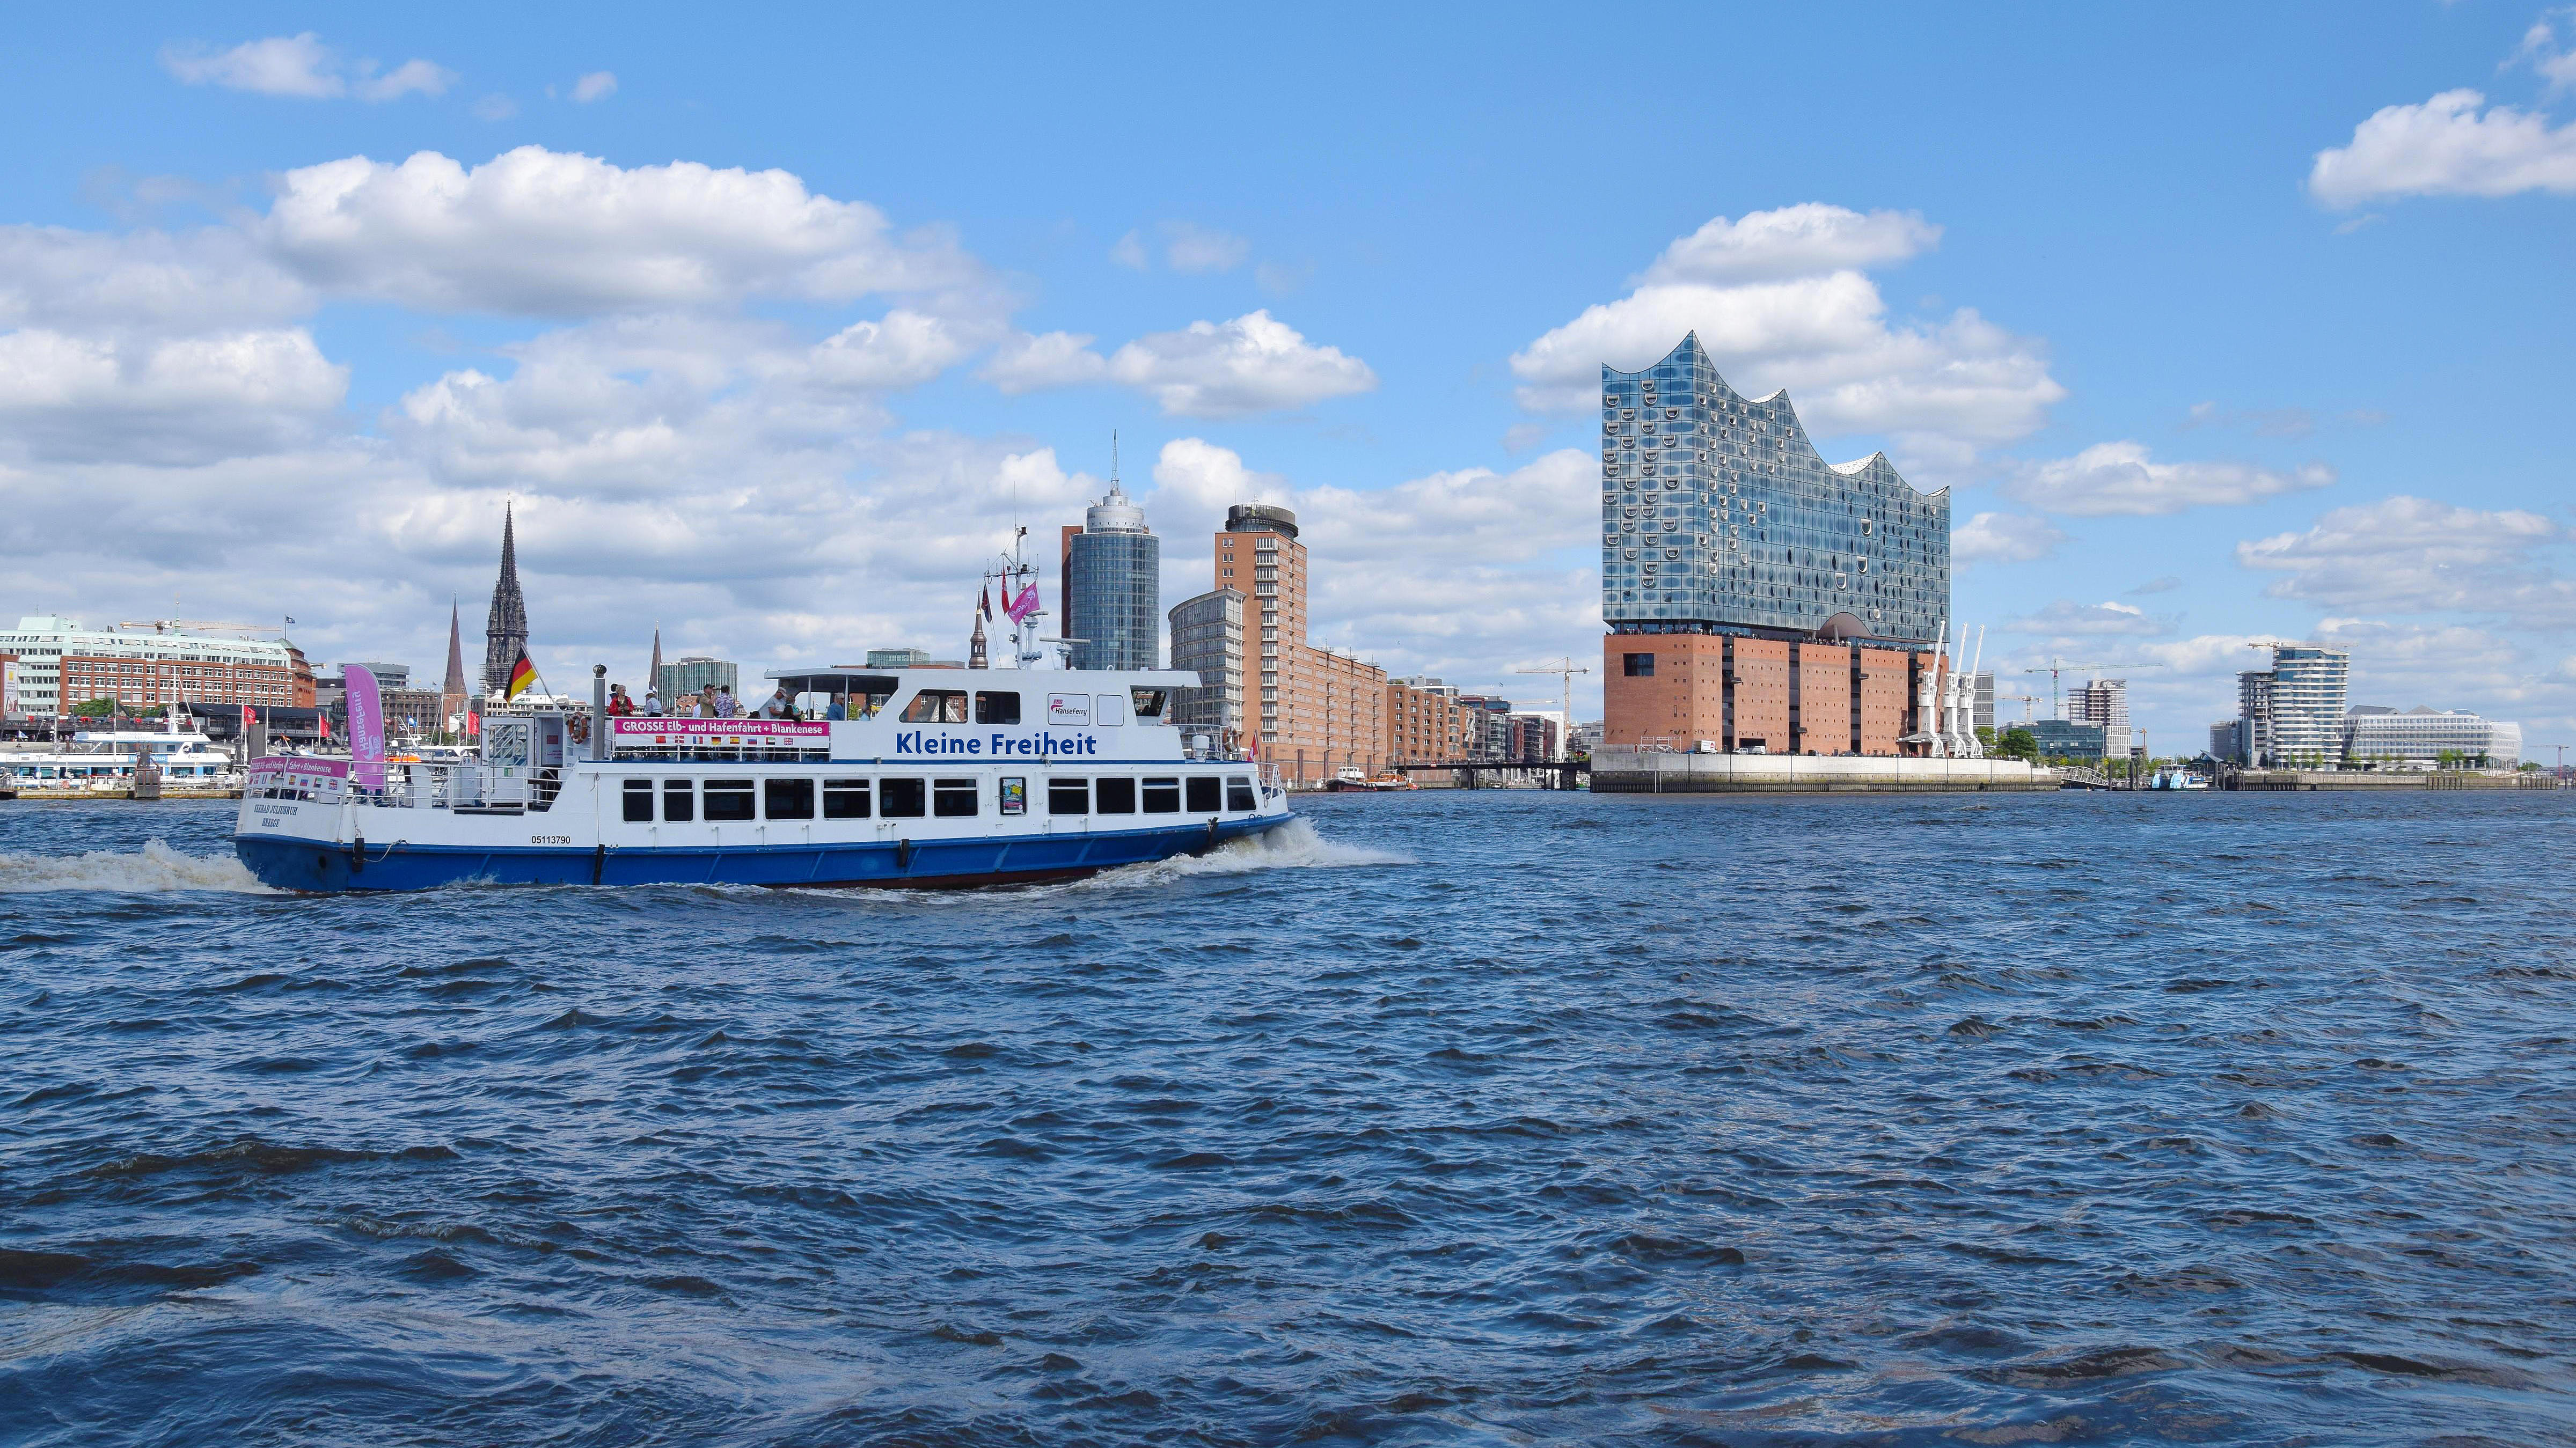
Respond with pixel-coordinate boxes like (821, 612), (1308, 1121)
(982, 526), (1052, 670)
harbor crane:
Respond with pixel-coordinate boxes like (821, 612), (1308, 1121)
(1513, 657), (1590, 761)
(2022, 656), (2145, 718)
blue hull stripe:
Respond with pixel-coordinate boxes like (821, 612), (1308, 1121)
(234, 817), (1287, 893)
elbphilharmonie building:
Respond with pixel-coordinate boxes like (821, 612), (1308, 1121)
(1600, 333), (1957, 755)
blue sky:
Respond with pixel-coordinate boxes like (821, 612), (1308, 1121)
(1, 4), (2570, 749)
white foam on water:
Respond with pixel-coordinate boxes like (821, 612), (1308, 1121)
(0, 839), (276, 894)
(1081, 816), (1413, 888)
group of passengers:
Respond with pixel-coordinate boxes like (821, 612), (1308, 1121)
(600, 681), (836, 721)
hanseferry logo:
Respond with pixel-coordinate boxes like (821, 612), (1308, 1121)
(892, 731), (1101, 757)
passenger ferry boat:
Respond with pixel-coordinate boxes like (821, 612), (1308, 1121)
(5, 725), (235, 790)
(232, 665), (1293, 892)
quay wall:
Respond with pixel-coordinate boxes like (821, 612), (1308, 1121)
(2227, 770), (2563, 791)
(1592, 750), (2054, 795)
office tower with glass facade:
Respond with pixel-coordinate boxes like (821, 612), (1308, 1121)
(1599, 333), (1952, 754)
(1062, 483), (1161, 671)
(657, 656), (738, 700)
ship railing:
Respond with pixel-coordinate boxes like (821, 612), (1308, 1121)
(294, 760), (541, 811)
(608, 738), (830, 762)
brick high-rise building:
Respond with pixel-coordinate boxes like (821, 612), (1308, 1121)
(1205, 502), (1403, 783)
(1599, 333), (1951, 755)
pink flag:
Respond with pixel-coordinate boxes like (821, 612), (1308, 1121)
(1006, 583), (1040, 623)
(345, 666), (385, 790)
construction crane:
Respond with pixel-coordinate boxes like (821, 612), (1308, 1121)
(1996, 690), (2047, 725)
(2022, 656), (2146, 718)
(1513, 657), (1590, 761)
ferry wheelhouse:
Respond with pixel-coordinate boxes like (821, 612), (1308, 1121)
(232, 666), (1292, 893)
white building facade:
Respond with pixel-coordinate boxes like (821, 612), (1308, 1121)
(2344, 708), (2522, 767)
(0, 616), (310, 717)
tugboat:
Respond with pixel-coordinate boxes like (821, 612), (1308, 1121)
(231, 557), (1293, 893)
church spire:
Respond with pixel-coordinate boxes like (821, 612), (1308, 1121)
(441, 596), (469, 722)
(481, 503), (531, 695)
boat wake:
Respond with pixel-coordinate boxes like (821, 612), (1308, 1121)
(1086, 817), (1411, 887)
(0, 839), (276, 894)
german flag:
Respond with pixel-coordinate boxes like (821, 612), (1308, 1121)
(503, 648), (539, 701)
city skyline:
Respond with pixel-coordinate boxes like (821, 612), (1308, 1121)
(0, 9), (2570, 749)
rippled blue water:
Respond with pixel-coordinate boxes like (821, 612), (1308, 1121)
(2, 790), (2572, 1446)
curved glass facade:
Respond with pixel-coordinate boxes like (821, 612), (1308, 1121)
(1601, 334), (1948, 645)
(1067, 528), (1161, 670)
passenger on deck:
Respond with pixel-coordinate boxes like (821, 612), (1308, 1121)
(716, 686), (741, 718)
(694, 686), (719, 718)
(756, 686), (794, 719)
(607, 684), (636, 716)
(825, 693), (847, 722)
(642, 689), (664, 716)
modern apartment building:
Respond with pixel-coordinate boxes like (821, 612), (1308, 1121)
(1, 616), (314, 715)
(1167, 586), (1246, 742)
(2266, 645), (2350, 766)
(1598, 333), (1951, 754)
(1060, 483), (1161, 671)
(1386, 677), (1471, 762)
(2073, 678), (2129, 753)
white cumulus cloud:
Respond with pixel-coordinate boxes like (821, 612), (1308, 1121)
(0, 328), (346, 465)
(1952, 511), (2067, 565)
(355, 59), (457, 102)
(1641, 203), (1940, 285)
(162, 33), (453, 102)
(1107, 310), (1375, 417)
(2310, 90), (2576, 205)
(2005, 598), (2173, 638)
(2002, 442), (2334, 517)
(2237, 495), (2574, 626)
(1512, 205), (2061, 472)
(257, 146), (994, 317)
(978, 330), (1108, 394)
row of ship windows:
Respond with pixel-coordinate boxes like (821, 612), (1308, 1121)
(621, 773), (1261, 824)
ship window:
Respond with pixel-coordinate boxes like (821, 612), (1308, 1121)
(1130, 688), (1168, 721)
(823, 778), (870, 818)
(764, 777), (814, 820)
(899, 690), (969, 724)
(623, 780), (654, 822)
(662, 779), (694, 822)
(879, 778), (926, 817)
(975, 691), (1021, 725)
(1226, 777), (1257, 812)
(1187, 776), (1222, 812)
(933, 778), (979, 817)
(1048, 777), (1089, 814)
(1095, 776), (1137, 813)
(1141, 777), (1182, 813)
(704, 780), (756, 821)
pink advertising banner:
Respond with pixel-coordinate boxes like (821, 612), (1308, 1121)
(250, 756), (351, 795)
(345, 665), (386, 790)
(612, 718), (829, 740)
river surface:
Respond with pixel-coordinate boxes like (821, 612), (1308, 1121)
(2, 789), (2571, 1446)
